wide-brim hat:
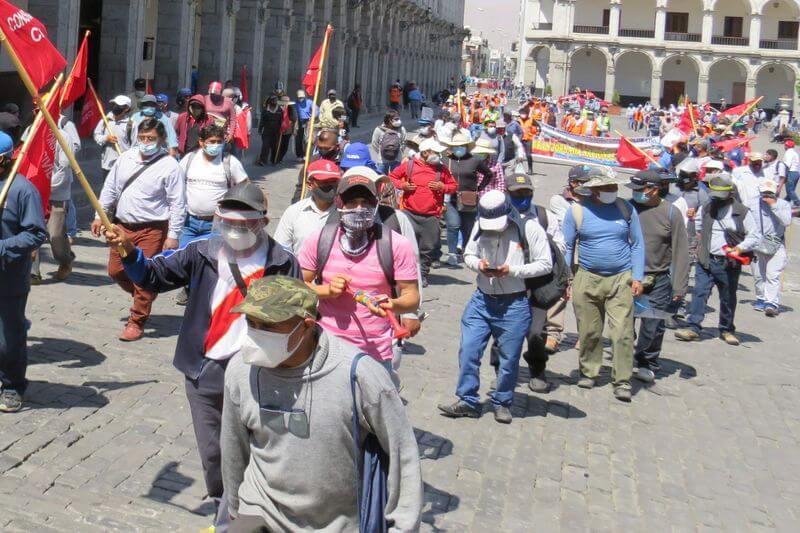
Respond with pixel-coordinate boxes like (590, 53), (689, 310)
(471, 138), (497, 155)
(446, 132), (474, 147)
(575, 168), (627, 193)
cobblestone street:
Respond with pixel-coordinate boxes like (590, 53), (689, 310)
(2, 114), (800, 532)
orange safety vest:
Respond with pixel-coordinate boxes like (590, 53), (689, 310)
(581, 119), (598, 136)
(521, 117), (535, 141)
(390, 87), (401, 104)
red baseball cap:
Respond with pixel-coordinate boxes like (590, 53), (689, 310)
(785, 139), (795, 148)
(307, 159), (342, 183)
(208, 81), (223, 95)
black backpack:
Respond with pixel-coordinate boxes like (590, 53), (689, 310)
(516, 207), (570, 309)
(379, 129), (402, 162)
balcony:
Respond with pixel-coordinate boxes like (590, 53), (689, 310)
(711, 35), (749, 46)
(536, 22), (553, 31)
(665, 32), (701, 42)
(619, 28), (655, 38)
(573, 25), (609, 35)
(760, 38), (797, 50)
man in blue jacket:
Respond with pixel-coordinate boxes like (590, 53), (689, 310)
(0, 132), (48, 413)
(103, 182), (299, 528)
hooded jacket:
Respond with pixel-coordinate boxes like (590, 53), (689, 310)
(175, 95), (213, 155)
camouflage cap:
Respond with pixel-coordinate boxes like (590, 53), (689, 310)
(232, 276), (318, 324)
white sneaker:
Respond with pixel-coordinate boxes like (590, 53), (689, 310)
(446, 254), (459, 266)
(634, 367), (655, 383)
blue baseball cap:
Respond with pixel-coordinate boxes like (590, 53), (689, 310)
(340, 142), (377, 171)
(0, 131), (13, 157)
(155, 93), (169, 104)
(177, 88), (192, 98)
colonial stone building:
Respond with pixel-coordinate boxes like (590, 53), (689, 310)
(517, 0), (800, 114)
(1, 0), (465, 113)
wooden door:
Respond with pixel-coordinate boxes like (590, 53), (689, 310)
(732, 82), (746, 105)
(662, 80), (685, 107)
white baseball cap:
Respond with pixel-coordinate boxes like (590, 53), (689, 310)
(342, 165), (384, 184)
(704, 160), (724, 171)
(477, 190), (511, 232)
(759, 179), (778, 194)
(109, 95), (132, 107)
(418, 138), (447, 153)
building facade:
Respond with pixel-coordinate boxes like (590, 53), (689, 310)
(517, 0), (800, 113)
(462, 32), (490, 77)
(1, 0), (465, 114)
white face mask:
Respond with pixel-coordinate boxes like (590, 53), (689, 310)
(223, 226), (258, 251)
(598, 191), (618, 204)
(240, 321), (305, 368)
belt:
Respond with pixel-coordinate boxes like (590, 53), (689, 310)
(480, 290), (527, 299)
(190, 214), (215, 222)
(118, 220), (169, 230)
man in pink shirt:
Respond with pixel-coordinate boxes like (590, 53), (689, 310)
(299, 169), (420, 372)
(204, 81), (236, 143)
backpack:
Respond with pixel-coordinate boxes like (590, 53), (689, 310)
(379, 129), (402, 162)
(186, 149), (233, 188)
(516, 208), (570, 308)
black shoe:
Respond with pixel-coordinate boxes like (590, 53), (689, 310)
(528, 375), (549, 393)
(437, 401), (480, 418)
(421, 277), (429, 288)
(493, 405), (512, 424)
(0, 390), (23, 413)
(176, 287), (189, 306)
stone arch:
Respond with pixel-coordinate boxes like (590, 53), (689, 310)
(754, 0), (800, 14)
(524, 45), (551, 95)
(614, 51), (654, 104)
(708, 0), (758, 10)
(756, 62), (798, 112)
(568, 46), (610, 97)
(660, 54), (701, 104)
(707, 58), (749, 106)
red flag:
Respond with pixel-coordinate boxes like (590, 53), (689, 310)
(720, 98), (759, 117)
(146, 79), (153, 95)
(77, 94), (101, 138)
(240, 65), (249, 104)
(712, 136), (755, 152)
(233, 108), (250, 149)
(302, 26), (333, 96)
(616, 136), (647, 170)
(60, 32), (89, 107)
(0, 0), (66, 91)
(17, 87), (63, 212)
(676, 105), (695, 134)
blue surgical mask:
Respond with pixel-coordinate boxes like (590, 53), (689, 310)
(139, 142), (159, 156)
(203, 143), (224, 157)
(452, 146), (467, 158)
(510, 195), (532, 212)
(141, 106), (156, 117)
(632, 191), (649, 203)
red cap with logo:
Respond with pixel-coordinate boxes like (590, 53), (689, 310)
(307, 159), (342, 183)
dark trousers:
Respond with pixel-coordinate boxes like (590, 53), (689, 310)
(490, 299), (548, 378)
(348, 108), (360, 127)
(294, 121), (308, 157)
(257, 130), (280, 165)
(404, 211), (441, 278)
(230, 514), (270, 533)
(0, 293), (29, 394)
(185, 358), (228, 499)
(634, 272), (672, 370)
(276, 133), (291, 163)
(687, 257), (741, 334)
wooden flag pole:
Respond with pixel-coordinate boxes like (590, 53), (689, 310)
(614, 130), (662, 168)
(88, 78), (122, 155)
(300, 24), (333, 200)
(0, 26), (123, 255)
(722, 96), (763, 136)
(0, 74), (64, 209)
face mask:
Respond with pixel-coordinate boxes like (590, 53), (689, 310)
(710, 191), (731, 201)
(392, 119), (402, 128)
(139, 142), (160, 157)
(510, 195), (532, 212)
(312, 184), (337, 203)
(632, 191), (649, 203)
(135, 90), (146, 98)
(329, 96), (336, 102)
(486, 127), (497, 136)
(426, 154), (441, 166)
(597, 191), (618, 204)
(111, 105), (127, 116)
(176, 97), (186, 108)
(452, 147), (467, 158)
(223, 225), (258, 251)
(203, 142), (224, 157)
(240, 321), (305, 368)
(318, 147), (338, 159)
(141, 106), (156, 117)
(190, 107), (203, 118)
(420, 126), (432, 136)
(338, 206), (376, 256)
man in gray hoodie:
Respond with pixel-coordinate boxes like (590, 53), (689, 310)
(221, 276), (423, 532)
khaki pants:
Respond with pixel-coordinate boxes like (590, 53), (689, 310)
(545, 296), (567, 342)
(571, 269), (633, 386)
(32, 201), (73, 276)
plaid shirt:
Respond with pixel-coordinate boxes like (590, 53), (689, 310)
(479, 161), (506, 197)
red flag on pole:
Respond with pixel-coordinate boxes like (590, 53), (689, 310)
(17, 87), (63, 211)
(240, 65), (249, 103)
(146, 78), (153, 95)
(616, 136), (648, 170)
(720, 98), (759, 117)
(77, 93), (102, 138)
(303, 26), (333, 96)
(60, 31), (90, 107)
(676, 105), (694, 134)
(233, 108), (250, 149)
(0, 0), (66, 92)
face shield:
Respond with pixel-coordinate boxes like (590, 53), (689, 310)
(209, 207), (268, 258)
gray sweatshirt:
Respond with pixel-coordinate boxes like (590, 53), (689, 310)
(221, 330), (423, 532)
(49, 117), (81, 202)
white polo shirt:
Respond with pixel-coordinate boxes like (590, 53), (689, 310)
(180, 151), (249, 217)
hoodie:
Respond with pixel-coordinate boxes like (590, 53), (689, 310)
(175, 95), (213, 155)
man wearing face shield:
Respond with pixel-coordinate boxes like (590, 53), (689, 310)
(298, 172), (420, 370)
(175, 95), (213, 156)
(438, 190), (552, 424)
(102, 182), (299, 529)
(562, 169), (645, 402)
(275, 159), (342, 254)
(220, 276), (423, 531)
(675, 173), (760, 346)
(626, 170), (689, 382)
(129, 95), (179, 156)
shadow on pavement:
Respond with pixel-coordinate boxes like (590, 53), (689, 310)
(28, 336), (107, 368)
(133, 314), (184, 339)
(22, 379), (156, 410)
(145, 461), (198, 507)
(425, 273), (471, 286)
(422, 481), (459, 530)
(415, 428), (454, 462)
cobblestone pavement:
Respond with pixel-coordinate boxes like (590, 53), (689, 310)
(2, 113), (800, 532)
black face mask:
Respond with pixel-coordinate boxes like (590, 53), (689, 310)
(318, 147), (338, 159)
(328, 96), (336, 102)
(111, 105), (127, 116)
(176, 97), (186, 108)
(312, 184), (337, 202)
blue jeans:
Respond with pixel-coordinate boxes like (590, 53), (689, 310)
(444, 206), (476, 254)
(66, 199), (77, 237)
(0, 293), (29, 394)
(628, 117), (635, 130)
(785, 170), (799, 205)
(179, 215), (215, 248)
(456, 291), (531, 408)
(687, 258), (741, 335)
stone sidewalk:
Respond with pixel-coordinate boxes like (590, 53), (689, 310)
(2, 113), (800, 532)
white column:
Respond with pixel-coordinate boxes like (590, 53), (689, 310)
(219, 0), (241, 82)
(609, 1), (621, 37)
(178, 0), (200, 88)
(251, 1), (268, 112)
(605, 66), (616, 101)
(650, 69), (662, 106)
(57, 0), (80, 62)
(698, 74), (709, 104)
(749, 14), (761, 47)
(745, 76), (757, 101)
(655, 7), (666, 41)
(702, 10), (713, 44)
(126, 0), (146, 88)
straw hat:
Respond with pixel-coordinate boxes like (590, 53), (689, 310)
(471, 138), (497, 155)
(446, 131), (474, 147)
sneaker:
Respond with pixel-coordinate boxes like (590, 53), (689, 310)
(0, 390), (23, 413)
(634, 367), (655, 383)
(53, 263), (72, 281)
(544, 336), (559, 354)
(445, 254), (459, 266)
(613, 386), (632, 403)
(764, 304), (779, 317)
(119, 322), (144, 342)
(493, 405), (512, 424)
(753, 299), (766, 312)
(577, 375), (595, 389)
(421, 277), (429, 289)
(431, 260), (442, 269)
(437, 400), (481, 419)
(528, 375), (549, 393)
(176, 287), (189, 306)
(30, 274), (42, 286)
(674, 328), (699, 342)
(720, 331), (740, 346)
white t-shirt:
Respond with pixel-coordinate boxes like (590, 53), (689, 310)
(180, 151), (249, 216)
(783, 147), (800, 173)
